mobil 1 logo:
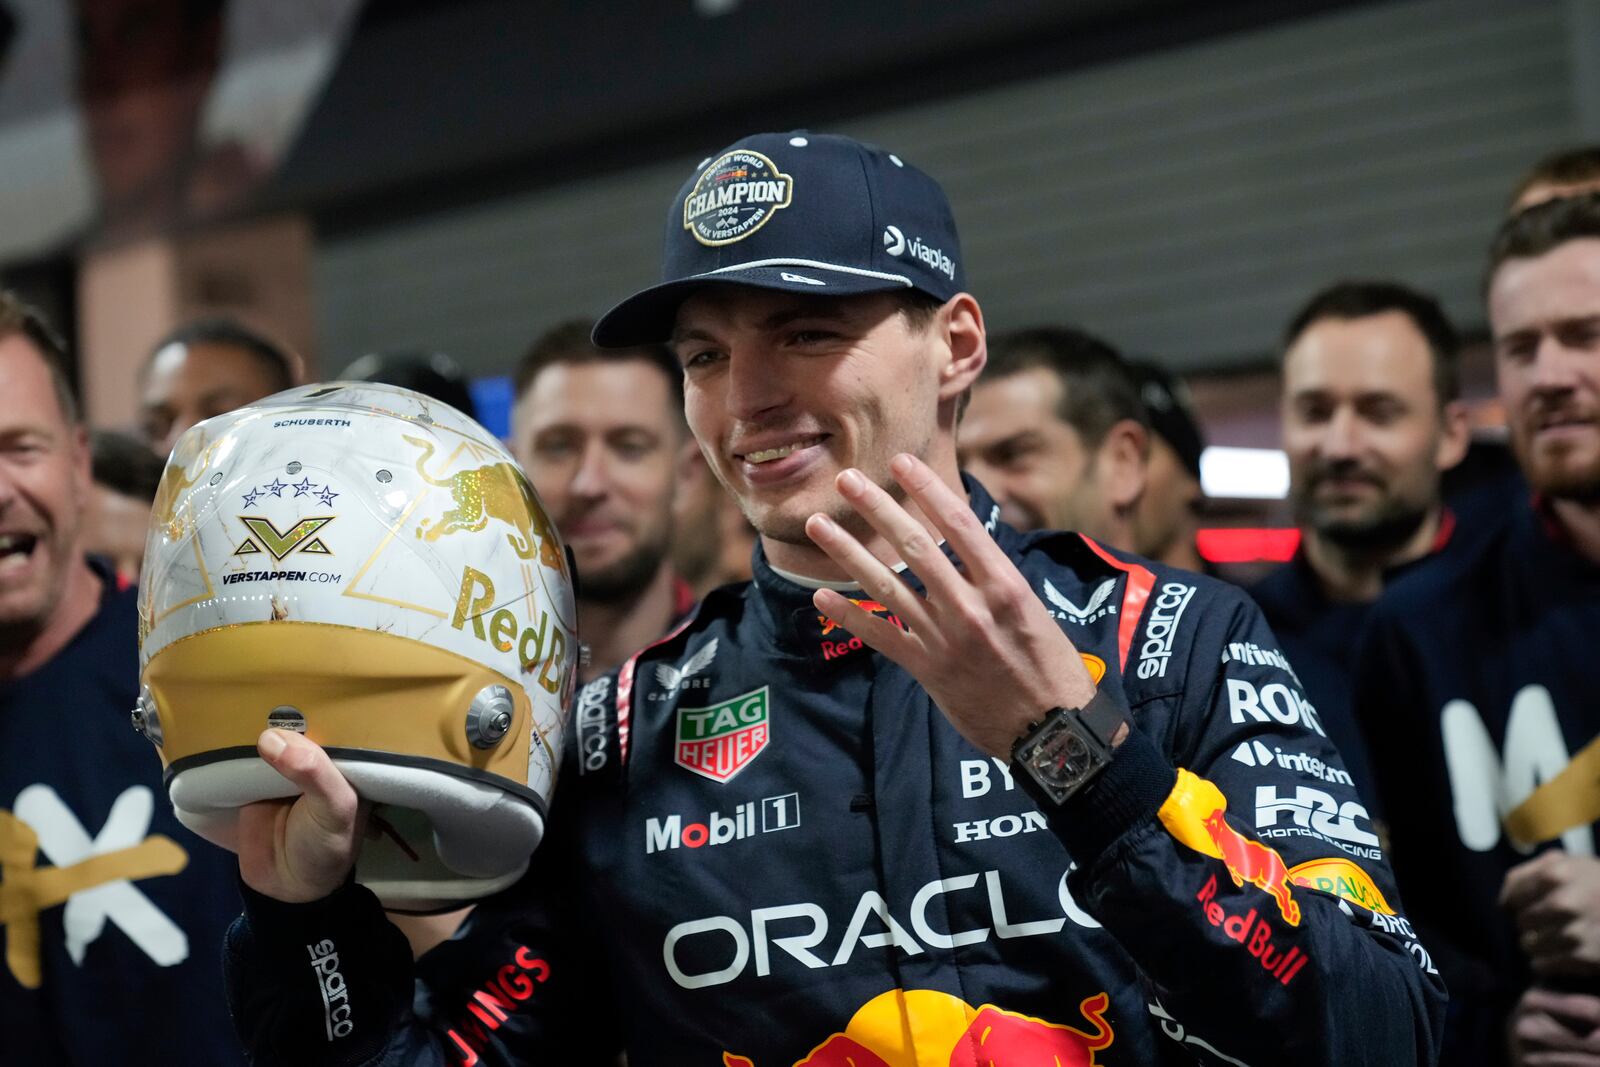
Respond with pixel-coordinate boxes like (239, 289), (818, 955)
(646, 793), (801, 855)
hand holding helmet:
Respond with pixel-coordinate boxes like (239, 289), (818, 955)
(136, 382), (578, 909)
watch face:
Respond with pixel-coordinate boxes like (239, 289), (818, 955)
(1037, 729), (1096, 789)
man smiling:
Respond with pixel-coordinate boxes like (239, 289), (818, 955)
(1356, 193), (1600, 1067)
(222, 132), (1443, 1066)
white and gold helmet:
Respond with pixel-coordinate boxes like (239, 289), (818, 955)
(136, 382), (577, 910)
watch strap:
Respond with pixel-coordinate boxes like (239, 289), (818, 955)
(1076, 687), (1127, 748)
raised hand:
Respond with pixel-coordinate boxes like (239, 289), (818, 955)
(804, 454), (1100, 759)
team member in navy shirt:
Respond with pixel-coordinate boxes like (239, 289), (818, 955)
(1253, 281), (1470, 805)
(0, 293), (246, 1064)
(1358, 193), (1600, 1067)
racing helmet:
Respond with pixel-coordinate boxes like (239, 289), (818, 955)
(136, 382), (578, 910)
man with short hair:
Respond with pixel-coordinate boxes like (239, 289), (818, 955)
(958, 326), (1150, 552)
(1508, 145), (1600, 214)
(0, 292), (245, 1062)
(223, 132), (1442, 1066)
(1131, 361), (1208, 572)
(139, 316), (298, 456)
(1252, 280), (1469, 802)
(510, 319), (699, 681)
(1356, 194), (1600, 1067)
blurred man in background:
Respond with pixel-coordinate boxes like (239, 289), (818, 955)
(1357, 194), (1600, 1067)
(958, 325), (1149, 552)
(139, 315), (298, 457)
(0, 291), (244, 1063)
(511, 319), (699, 681)
(1252, 281), (1468, 803)
(83, 429), (164, 585)
(1509, 145), (1600, 214)
(1131, 360), (1208, 572)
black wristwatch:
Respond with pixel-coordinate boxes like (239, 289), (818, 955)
(1010, 689), (1127, 807)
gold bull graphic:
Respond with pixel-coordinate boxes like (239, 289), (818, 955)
(404, 435), (566, 577)
(149, 434), (216, 541)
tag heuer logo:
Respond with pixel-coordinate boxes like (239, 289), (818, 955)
(675, 686), (769, 783)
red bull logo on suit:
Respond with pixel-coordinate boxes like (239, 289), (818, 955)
(722, 987), (1114, 1066)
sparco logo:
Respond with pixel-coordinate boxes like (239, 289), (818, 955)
(307, 939), (353, 1040)
(682, 150), (793, 246)
(645, 793), (799, 854)
(575, 677), (611, 775)
(882, 224), (956, 280)
(1136, 582), (1194, 679)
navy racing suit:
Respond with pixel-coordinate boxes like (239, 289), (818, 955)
(224, 478), (1445, 1066)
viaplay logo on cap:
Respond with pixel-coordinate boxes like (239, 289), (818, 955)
(682, 149), (794, 247)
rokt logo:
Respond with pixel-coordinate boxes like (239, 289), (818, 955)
(645, 793), (799, 854)
(1226, 678), (1326, 737)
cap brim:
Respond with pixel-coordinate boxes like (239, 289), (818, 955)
(591, 263), (914, 348)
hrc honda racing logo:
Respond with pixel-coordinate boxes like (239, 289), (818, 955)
(1254, 785), (1382, 860)
(682, 149), (793, 246)
(1136, 582), (1194, 679)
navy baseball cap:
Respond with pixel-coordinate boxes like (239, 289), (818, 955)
(592, 131), (966, 347)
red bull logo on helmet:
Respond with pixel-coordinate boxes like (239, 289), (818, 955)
(722, 988), (1114, 1067)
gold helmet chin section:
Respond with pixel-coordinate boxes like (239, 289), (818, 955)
(142, 620), (547, 794)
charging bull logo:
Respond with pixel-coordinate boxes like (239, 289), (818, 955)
(1203, 806), (1301, 926)
(405, 435), (566, 578)
(817, 600), (892, 637)
(723, 988), (1113, 1067)
(1159, 768), (1301, 926)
